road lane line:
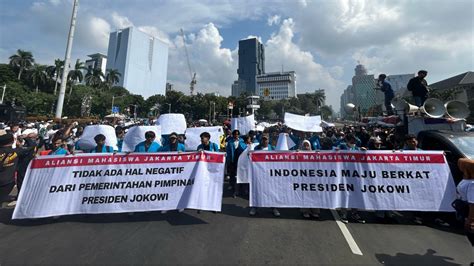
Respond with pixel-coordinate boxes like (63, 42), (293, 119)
(331, 210), (363, 256)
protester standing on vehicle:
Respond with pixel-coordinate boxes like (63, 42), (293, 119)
(407, 70), (429, 107)
(376, 74), (395, 115)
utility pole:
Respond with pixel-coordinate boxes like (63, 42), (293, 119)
(55, 0), (79, 119)
(0, 84), (6, 104)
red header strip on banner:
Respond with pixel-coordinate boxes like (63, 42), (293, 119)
(31, 152), (225, 169)
(250, 152), (445, 164)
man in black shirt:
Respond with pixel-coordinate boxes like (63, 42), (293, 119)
(407, 70), (429, 107)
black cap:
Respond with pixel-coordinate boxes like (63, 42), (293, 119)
(0, 133), (14, 146)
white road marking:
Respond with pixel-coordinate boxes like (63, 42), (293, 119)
(331, 210), (363, 256)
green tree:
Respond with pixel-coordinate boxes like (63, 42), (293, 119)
(105, 69), (121, 89)
(67, 59), (86, 98)
(320, 105), (334, 120)
(9, 49), (34, 80)
(85, 68), (105, 88)
(46, 59), (64, 95)
(28, 64), (48, 93)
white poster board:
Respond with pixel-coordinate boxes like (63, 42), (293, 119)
(231, 114), (255, 135)
(122, 125), (162, 152)
(284, 113), (322, 132)
(156, 113), (187, 135)
(76, 125), (118, 151)
(184, 126), (223, 151)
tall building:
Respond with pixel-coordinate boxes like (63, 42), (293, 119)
(351, 63), (376, 115)
(106, 27), (169, 98)
(340, 85), (354, 117)
(257, 71), (296, 100)
(232, 38), (265, 96)
(85, 53), (107, 75)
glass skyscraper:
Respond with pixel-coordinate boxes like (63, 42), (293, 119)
(232, 38), (265, 96)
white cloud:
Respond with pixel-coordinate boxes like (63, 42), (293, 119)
(267, 15), (281, 26)
(167, 23), (237, 95)
(264, 18), (344, 106)
(111, 12), (133, 29)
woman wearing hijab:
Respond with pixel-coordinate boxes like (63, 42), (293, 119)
(299, 140), (321, 219)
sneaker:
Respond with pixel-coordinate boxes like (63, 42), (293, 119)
(311, 213), (320, 219)
(178, 209), (184, 213)
(339, 213), (349, 224)
(161, 210), (168, 214)
(351, 213), (366, 223)
(7, 200), (17, 207)
(413, 217), (423, 225)
(434, 218), (449, 227)
(272, 208), (281, 217)
(302, 212), (311, 219)
(249, 207), (257, 216)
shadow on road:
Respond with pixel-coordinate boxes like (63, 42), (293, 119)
(375, 249), (458, 265)
(0, 208), (208, 226)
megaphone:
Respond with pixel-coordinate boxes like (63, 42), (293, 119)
(392, 98), (419, 114)
(420, 98), (446, 118)
(344, 103), (356, 114)
(445, 100), (469, 119)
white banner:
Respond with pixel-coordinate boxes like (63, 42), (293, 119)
(250, 151), (456, 211)
(284, 113), (322, 132)
(231, 114), (255, 135)
(122, 125), (162, 152)
(13, 152), (225, 219)
(76, 125), (118, 151)
(156, 113), (187, 134)
(184, 126), (223, 151)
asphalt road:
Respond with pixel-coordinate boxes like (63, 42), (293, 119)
(0, 190), (471, 265)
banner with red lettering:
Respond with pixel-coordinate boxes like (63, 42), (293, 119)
(13, 152), (225, 219)
(249, 150), (456, 211)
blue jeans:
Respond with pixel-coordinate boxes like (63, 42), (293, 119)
(414, 96), (427, 107)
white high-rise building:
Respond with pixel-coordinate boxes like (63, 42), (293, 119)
(106, 27), (169, 98)
(85, 53), (107, 75)
(256, 71), (296, 100)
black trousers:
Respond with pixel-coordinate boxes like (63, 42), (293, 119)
(0, 182), (15, 203)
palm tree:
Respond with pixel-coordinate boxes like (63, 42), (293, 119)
(46, 59), (64, 95)
(312, 90), (326, 113)
(9, 49), (35, 80)
(105, 69), (121, 89)
(28, 64), (48, 93)
(85, 68), (105, 88)
(67, 59), (86, 97)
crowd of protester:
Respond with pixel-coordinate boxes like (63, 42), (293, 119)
(0, 118), (471, 232)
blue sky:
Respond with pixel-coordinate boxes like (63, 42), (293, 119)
(1, 0), (473, 110)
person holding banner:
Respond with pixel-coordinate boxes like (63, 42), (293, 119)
(90, 134), (115, 153)
(226, 130), (247, 197)
(249, 134), (280, 217)
(134, 131), (161, 152)
(115, 126), (125, 152)
(336, 133), (366, 223)
(456, 159), (474, 250)
(299, 140), (321, 219)
(49, 136), (70, 155)
(159, 132), (185, 152)
(197, 132), (220, 151)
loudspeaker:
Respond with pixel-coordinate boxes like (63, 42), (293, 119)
(420, 98), (446, 118)
(445, 100), (469, 119)
(392, 98), (419, 114)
